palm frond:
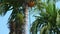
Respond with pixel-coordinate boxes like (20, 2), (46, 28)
(0, 3), (12, 15)
(40, 25), (48, 34)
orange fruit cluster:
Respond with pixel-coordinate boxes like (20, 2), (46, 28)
(28, 1), (35, 7)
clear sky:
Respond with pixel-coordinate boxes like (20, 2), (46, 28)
(0, 10), (12, 34)
(0, 1), (60, 34)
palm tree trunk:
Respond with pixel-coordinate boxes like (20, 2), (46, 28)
(23, 4), (29, 34)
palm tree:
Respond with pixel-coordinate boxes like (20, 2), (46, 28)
(30, 0), (60, 34)
(0, 0), (35, 34)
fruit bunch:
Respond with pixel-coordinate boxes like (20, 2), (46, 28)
(28, 1), (35, 7)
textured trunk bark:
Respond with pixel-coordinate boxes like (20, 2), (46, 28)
(9, 20), (15, 34)
(23, 4), (29, 34)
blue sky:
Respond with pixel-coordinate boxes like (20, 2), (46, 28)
(0, 1), (60, 34)
(0, 10), (12, 34)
